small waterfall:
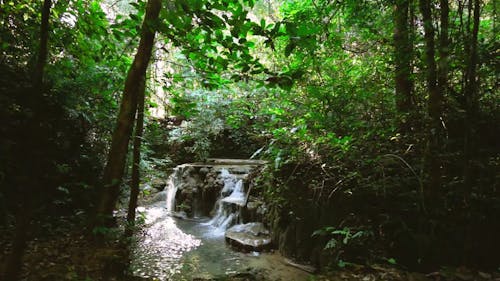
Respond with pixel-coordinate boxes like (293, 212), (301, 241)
(205, 168), (246, 234)
(165, 166), (182, 214)
(221, 179), (245, 205)
(219, 169), (238, 194)
(163, 160), (264, 236)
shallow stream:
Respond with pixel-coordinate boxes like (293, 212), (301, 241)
(129, 159), (312, 281)
(130, 202), (311, 280)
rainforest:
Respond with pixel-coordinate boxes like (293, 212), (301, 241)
(0, 0), (498, 280)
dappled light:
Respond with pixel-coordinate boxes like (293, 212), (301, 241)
(0, 0), (498, 280)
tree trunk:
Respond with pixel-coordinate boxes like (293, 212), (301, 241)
(394, 0), (414, 130)
(464, 0), (480, 116)
(436, 0), (449, 149)
(463, 0), (481, 195)
(393, 0), (413, 110)
(438, 0), (449, 101)
(33, 0), (51, 89)
(3, 209), (29, 280)
(96, 0), (161, 224)
(125, 77), (146, 237)
(419, 0), (442, 202)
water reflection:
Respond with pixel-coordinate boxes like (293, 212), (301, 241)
(131, 204), (201, 280)
(130, 204), (312, 281)
(130, 203), (261, 280)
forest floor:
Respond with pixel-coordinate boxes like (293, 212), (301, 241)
(1, 217), (499, 281)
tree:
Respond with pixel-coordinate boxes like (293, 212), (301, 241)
(419, 0), (443, 201)
(125, 77), (146, 237)
(4, 1), (52, 280)
(393, 0), (414, 122)
(95, 0), (161, 224)
(463, 0), (481, 193)
(33, 0), (51, 89)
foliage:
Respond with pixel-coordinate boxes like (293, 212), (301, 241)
(0, 0), (499, 277)
(167, 86), (263, 161)
(312, 226), (371, 250)
(0, 0), (135, 219)
(149, 0), (498, 270)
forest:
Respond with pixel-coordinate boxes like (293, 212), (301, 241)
(0, 0), (498, 280)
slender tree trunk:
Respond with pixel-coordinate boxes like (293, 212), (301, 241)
(437, 0), (449, 146)
(438, 0), (449, 99)
(419, 0), (442, 202)
(33, 0), (51, 89)
(125, 77), (146, 237)
(394, 0), (414, 130)
(465, 0), (480, 115)
(96, 0), (161, 224)
(463, 0), (481, 194)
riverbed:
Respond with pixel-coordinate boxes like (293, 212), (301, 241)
(129, 202), (312, 281)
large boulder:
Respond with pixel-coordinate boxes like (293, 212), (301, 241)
(225, 223), (272, 252)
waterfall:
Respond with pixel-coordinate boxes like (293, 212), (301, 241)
(205, 168), (246, 234)
(163, 161), (264, 236)
(221, 179), (245, 205)
(165, 166), (182, 214)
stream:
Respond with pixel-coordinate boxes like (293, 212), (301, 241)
(129, 160), (312, 281)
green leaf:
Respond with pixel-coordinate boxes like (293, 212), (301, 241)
(325, 239), (337, 249)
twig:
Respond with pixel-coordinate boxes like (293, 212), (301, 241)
(381, 154), (426, 213)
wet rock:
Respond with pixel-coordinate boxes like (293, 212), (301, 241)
(241, 199), (267, 223)
(183, 165), (196, 177)
(206, 176), (215, 184)
(246, 201), (260, 210)
(199, 167), (210, 174)
(172, 211), (188, 219)
(225, 223), (272, 252)
(147, 190), (167, 203)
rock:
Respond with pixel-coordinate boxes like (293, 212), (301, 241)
(222, 196), (246, 206)
(172, 211), (187, 219)
(150, 178), (166, 191)
(147, 190), (167, 203)
(225, 223), (272, 252)
(183, 166), (195, 178)
(241, 200), (266, 223)
(246, 201), (260, 210)
(206, 176), (215, 184)
(257, 203), (267, 215)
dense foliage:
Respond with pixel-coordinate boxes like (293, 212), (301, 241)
(155, 0), (500, 270)
(0, 0), (498, 279)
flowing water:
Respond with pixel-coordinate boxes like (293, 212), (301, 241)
(204, 168), (246, 236)
(130, 160), (312, 281)
(130, 202), (254, 280)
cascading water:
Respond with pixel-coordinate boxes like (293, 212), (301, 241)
(130, 159), (311, 280)
(165, 165), (183, 213)
(202, 169), (246, 235)
(222, 178), (246, 205)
